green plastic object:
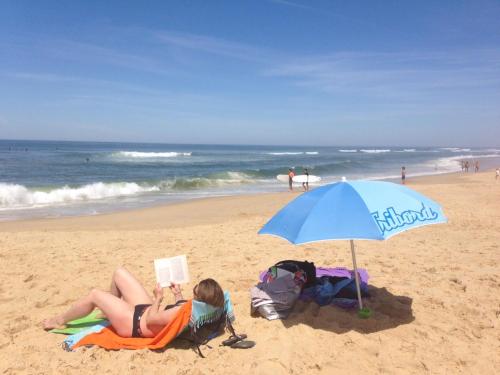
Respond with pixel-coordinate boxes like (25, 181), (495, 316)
(357, 307), (372, 319)
(50, 310), (107, 334)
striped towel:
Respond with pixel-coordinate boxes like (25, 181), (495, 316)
(65, 291), (234, 351)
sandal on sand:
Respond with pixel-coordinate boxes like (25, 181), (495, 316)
(231, 340), (256, 349)
(222, 334), (247, 347)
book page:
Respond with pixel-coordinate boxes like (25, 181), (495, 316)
(154, 255), (189, 287)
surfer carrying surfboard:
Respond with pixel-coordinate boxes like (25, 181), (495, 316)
(288, 168), (295, 191)
(302, 168), (309, 191)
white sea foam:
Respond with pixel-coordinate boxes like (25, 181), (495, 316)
(430, 157), (462, 171)
(360, 149), (391, 153)
(268, 152), (303, 155)
(115, 151), (192, 158)
(0, 182), (159, 209)
(160, 171), (255, 190)
(440, 148), (471, 152)
(429, 154), (500, 171)
(268, 151), (318, 156)
(223, 171), (254, 180)
(446, 153), (500, 160)
(0, 170), (262, 210)
(339, 149), (357, 153)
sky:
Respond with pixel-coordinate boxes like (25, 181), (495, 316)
(0, 0), (499, 147)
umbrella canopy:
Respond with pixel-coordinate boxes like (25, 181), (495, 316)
(259, 180), (446, 243)
(259, 179), (447, 314)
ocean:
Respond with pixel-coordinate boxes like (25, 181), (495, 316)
(1, 140), (499, 221)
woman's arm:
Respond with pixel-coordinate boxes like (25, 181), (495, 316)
(145, 283), (185, 326)
(170, 283), (184, 303)
(146, 305), (182, 326)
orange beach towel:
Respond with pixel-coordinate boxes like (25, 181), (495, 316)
(72, 300), (193, 350)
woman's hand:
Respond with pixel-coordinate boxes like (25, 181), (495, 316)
(169, 283), (183, 301)
(169, 283), (181, 294)
(153, 283), (164, 301)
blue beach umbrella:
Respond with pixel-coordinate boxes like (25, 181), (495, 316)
(259, 179), (447, 316)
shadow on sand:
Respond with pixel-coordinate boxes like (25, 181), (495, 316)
(153, 338), (196, 353)
(280, 285), (415, 334)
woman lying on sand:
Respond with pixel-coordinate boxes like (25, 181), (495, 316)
(42, 267), (224, 338)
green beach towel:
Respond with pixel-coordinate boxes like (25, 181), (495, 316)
(50, 310), (107, 335)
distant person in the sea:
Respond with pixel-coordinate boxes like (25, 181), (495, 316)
(288, 168), (295, 191)
(42, 267), (224, 338)
(85, 157), (90, 163)
(302, 168), (310, 191)
(401, 166), (406, 184)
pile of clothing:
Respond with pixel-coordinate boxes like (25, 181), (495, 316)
(250, 260), (369, 320)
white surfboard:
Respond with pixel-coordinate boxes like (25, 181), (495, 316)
(292, 174), (321, 183)
(276, 174), (290, 183)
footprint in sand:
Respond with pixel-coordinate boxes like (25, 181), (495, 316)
(23, 274), (34, 283)
(35, 299), (50, 308)
(6, 316), (30, 335)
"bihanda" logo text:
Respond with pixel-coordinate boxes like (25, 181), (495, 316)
(371, 203), (439, 235)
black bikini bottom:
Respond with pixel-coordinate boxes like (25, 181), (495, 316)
(132, 304), (151, 338)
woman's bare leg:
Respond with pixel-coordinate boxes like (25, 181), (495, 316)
(109, 267), (152, 306)
(42, 289), (134, 337)
(109, 270), (121, 298)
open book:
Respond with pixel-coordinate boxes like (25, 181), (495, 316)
(154, 255), (190, 288)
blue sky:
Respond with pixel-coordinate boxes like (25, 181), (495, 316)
(0, 0), (499, 147)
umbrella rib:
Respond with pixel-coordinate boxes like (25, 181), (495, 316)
(293, 188), (336, 243)
(294, 183), (383, 242)
(344, 183), (384, 240)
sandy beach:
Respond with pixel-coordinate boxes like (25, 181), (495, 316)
(0, 170), (499, 375)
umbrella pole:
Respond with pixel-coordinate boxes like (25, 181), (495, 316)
(350, 240), (363, 310)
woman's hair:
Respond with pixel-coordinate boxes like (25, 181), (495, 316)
(194, 278), (224, 308)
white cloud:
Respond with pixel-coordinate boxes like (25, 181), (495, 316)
(263, 49), (500, 97)
(154, 31), (276, 64)
(27, 37), (175, 76)
(267, 0), (315, 11)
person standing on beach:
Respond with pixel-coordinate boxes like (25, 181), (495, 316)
(288, 168), (295, 191)
(302, 168), (310, 191)
(465, 161), (469, 172)
(496, 168), (499, 180)
(475, 161), (479, 172)
(401, 166), (406, 184)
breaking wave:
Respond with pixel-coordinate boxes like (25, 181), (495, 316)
(360, 149), (391, 153)
(267, 151), (319, 155)
(114, 151), (192, 158)
(431, 154), (500, 171)
(440, 148), (471, 152)
(0, 182), (160, 209)
(162, 171), (255, 190)
(0, 171), (257, 209)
